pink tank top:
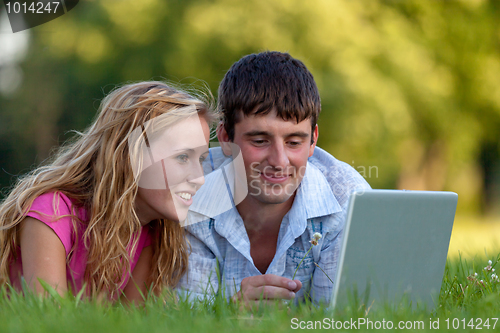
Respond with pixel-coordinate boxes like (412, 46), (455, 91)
(9, 192), (151, 298)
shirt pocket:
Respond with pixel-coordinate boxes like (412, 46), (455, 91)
(286, 246), (315, 277)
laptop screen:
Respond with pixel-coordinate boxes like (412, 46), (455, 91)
(331, 190), (458, 310)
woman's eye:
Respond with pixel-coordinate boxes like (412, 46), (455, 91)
(176, 154), (189, 163)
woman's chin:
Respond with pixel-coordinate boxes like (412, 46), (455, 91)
(178, 217), (189, 227)
(163, 209), (188, 224)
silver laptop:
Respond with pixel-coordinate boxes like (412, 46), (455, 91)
(331, 190), (458, 310)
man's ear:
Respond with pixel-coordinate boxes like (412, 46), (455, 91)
(216, 122), (233, 156)
(308, 124), (318, 157)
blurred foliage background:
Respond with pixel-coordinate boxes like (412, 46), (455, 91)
(1, 0), (500, 219)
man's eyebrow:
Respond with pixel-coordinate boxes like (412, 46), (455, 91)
(243, 130), (271, 137)
(242, 131), (310, 138)
(286, 132), (310, 138)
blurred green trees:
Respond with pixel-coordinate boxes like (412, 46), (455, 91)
(1, 0), (500, 214)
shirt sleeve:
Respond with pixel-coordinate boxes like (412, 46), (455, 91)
(26, 192), (77, 256)
(176, 230), (220, 302)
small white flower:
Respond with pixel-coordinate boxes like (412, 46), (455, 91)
(491, 274), (498, 280)
(480, 280), (484, 283)
(489, 260), (493, 265)
(493, 268), (496, 272)
(475, 272), (478, 277)
(313, 232), (322, 241)
(309, 232), (322, 246)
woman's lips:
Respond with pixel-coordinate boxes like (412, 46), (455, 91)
(175, 191), (194, 206)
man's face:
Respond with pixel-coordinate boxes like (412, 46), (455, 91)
(218, 110), (318, 206)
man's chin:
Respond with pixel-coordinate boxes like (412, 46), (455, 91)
(249, 192), (295, 205)
(246, 181), (299, 204)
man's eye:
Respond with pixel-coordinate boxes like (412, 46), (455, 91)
(288, 141), (301, 147)
(199, 155), (207, 164)
(252, 139), (266, 145)
(176, 154), (189, 163)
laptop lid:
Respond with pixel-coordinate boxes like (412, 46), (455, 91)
(330, 190), (458, 310)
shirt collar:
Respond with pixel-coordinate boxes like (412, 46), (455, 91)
(282, 161), (341, 238)
(296, 161), (342, 219)
(186, 158), (234, 224)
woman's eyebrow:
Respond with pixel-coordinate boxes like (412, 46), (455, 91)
(173, 148), (209, 153)
(173, 148), (195, 152)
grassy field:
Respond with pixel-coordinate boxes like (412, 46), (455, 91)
(448, 215), (500, 259)
(1, 215), (499, 333)
(2, 253), (500, 333)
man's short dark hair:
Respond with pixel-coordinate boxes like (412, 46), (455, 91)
(218, 51), (321, 142)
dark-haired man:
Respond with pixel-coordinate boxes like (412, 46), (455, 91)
(178, 51), (371, 305)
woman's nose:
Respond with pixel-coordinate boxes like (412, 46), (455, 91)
(187, 163), (205, 188)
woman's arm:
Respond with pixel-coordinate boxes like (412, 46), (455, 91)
(20, 217), (68, 295)
(122, 245), (153, 304)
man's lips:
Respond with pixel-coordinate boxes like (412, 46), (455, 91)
(260, 172), (291, 184)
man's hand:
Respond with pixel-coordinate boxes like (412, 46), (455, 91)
(232, 274), (302, 309)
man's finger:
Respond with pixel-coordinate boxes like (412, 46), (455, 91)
(291, 279), (302, 293)
(242, 274), (298, 291)
(235, 285), (296, 301)
(251, 285), (296, 300)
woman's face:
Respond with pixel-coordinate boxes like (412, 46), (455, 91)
(134, 113), (210, 224)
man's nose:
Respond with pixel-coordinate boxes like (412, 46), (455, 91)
(268, 141), (289, 169)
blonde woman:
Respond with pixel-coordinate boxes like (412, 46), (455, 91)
(0, 81), (216, 302)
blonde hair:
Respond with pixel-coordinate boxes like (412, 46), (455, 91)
(0, 81), (217, 298)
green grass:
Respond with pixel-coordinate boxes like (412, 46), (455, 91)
(2, 253), (500, 333)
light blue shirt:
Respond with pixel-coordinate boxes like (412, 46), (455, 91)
(177, 146), (371, 304)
